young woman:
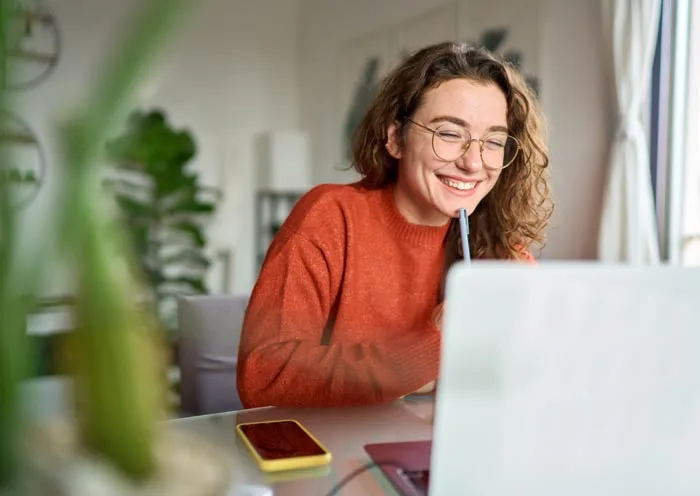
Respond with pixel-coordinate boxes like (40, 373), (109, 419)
(237, 42), (553, 408)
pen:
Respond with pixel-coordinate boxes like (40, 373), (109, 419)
(458, 208), (470, 265)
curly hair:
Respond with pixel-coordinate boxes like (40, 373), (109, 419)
(351, 41), (553, 274)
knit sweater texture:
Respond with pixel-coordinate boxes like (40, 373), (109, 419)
(237, 182), (532, 408)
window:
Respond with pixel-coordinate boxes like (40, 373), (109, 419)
(651, 0), (698, 265)
(680, 1), (700, 264)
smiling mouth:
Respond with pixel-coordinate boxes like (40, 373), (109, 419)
(437, 176), (478, 191)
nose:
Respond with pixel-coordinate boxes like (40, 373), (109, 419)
(456, 140), (484, 172)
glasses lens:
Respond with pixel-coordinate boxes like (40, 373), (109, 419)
(432, 126), (521, 168)
(481, 133), (520, 169)
(431, 124), (469, 162)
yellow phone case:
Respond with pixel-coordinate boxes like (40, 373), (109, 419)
(236, 419), (333, 472)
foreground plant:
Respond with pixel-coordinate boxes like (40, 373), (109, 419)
(57, 0), (188, 479)
(1, 0), (189, 488)
(0, 0), (33, 488)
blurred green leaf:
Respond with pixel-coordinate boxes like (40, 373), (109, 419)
(116, 194), (154, 220)
(504, 50), (522, 69)
(480, 28), (508, 51)
(54, 0), (191, 482)
(161, 195), (216, 216)
(0, 0), (33, 487)
(463, 27), (540, 99)
(165, 219), (207, 246)
(344, 56), (381, 162)
(161, 248), (211, 269)
(159, 276), (207, 294)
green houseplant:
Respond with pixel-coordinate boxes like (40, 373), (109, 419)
(343, 56), (380, 162)
(469, 27), (540, 95)
(0, 1), (232, 494)
(104, 110), (219, 334)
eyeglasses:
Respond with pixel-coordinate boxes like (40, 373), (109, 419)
(406, 119), (521, 170)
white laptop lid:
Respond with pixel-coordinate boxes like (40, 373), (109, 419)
(430, 262), (700, 496)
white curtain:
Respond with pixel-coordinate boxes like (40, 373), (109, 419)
(598, 0), (662, 264)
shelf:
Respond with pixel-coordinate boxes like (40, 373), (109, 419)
(0, 129), (38, 145)
(255, 190), (305, 269)
(8, 49), (58, 64)
(12, 9), (55, 25)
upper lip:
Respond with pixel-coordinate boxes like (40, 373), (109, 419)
(437, 174), (483, 183)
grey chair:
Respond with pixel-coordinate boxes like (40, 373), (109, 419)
(177, 294), (249, 416)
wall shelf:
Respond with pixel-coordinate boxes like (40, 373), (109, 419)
(255, 190), (304, 269)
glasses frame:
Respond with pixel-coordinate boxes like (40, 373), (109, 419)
(406, 118), (522, 170)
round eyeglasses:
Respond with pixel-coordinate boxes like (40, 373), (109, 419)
(407, 119), (521, 170)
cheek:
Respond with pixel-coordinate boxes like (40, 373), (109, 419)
(416, 146), (444, 175)
(487, 169), (502, 184)
(403, 142), (441, 176)
(482, 170), (502, 195)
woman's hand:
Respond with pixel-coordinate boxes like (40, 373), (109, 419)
(414, 381), (436, 394)
(432, 301), (445, 329)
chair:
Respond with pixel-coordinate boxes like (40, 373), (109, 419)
(177, 294), (249, 416)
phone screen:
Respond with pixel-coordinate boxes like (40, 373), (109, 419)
(239, 421), (327, 460)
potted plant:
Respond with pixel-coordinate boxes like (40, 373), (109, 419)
(0, 1), (234, 494)
(104, 109), (219, 336)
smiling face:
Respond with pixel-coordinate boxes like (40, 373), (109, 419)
(388, 78), (509, 226)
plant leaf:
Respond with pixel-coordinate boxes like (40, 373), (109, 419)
(160, 248), (211, 269)
(115, 195), (154, 221)
(480, 28), (508, 51)
(56, 0), (191, 481)
(162, 220), (206, 246)
(504, 50), (522, 69)
(158, 276), (207, 294)
(161, 196), (215, 215)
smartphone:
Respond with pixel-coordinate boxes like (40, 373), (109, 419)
(236, 419), (332, 472)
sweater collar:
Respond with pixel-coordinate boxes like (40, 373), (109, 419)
(377, 185), (450, 246)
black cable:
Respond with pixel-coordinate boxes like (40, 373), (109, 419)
(322, 460), (405, 496)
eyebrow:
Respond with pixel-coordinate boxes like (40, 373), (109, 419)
(428, 115), (509, 133)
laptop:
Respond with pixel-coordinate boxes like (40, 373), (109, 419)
(366, 262), (700, 495)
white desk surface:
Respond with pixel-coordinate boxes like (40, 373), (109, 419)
(22, 377), (435, 495)
(172, 396), (434, 495)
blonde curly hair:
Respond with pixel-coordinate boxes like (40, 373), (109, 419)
(351, 41), (553, 272)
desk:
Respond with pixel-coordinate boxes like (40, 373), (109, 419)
(22, 378), (435, 495)
(172, 397), (434, 495)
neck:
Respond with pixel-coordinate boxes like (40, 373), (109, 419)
(375, 185), (450, 246)
(393, 183), (449, 227)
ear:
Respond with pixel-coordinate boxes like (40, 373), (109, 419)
(385, 122), (403, 159)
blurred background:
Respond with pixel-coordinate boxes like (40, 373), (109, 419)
(6, 0), (698, 412)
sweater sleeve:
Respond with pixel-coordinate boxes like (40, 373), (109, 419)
(237, 232), (441, 408)
(521, 249), (538, 264)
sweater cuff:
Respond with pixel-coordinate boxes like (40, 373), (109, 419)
(387, 323), (442, 396)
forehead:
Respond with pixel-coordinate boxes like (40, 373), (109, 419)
(416, 78), (508, 127)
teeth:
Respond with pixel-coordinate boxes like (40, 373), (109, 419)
(439, 177), (476, 191)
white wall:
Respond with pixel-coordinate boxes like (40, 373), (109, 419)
(298, 0), (611, 260)
(538, 0), (611, 260)
(17, 0), (301, 295)
(299, 0), (464, 185)
(17, 0), (613, 306)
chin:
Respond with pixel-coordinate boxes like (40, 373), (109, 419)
(438, 199), (482, 218)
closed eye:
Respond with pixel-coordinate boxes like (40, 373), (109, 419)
(436, 130), (463, 141)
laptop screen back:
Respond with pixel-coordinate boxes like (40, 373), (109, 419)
(430, 263), (700, 496)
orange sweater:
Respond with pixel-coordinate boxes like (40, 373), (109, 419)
(238, 183), (535, 408)
(238, 182), (451, 408)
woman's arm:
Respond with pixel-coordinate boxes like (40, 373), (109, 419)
(236, 232), (441, 408)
